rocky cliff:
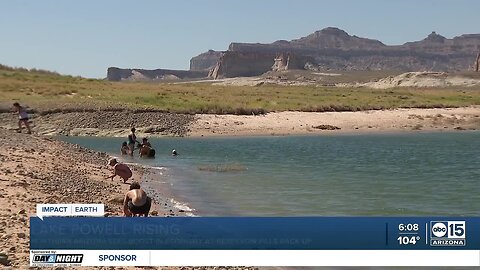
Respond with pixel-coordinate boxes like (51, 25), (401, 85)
(207, 52), (311, 79)
(228, 27), (386, 52)
(109, 27), (480, 81)
(189, 50), (223, 71)
(191, 27), (480, 78)
(107, 67), (208, 81)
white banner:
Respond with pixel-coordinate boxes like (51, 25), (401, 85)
(36, 204), (104, 219)
(30, 250), (480, 266)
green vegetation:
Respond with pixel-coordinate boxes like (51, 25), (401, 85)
(1, 65), (480, 114)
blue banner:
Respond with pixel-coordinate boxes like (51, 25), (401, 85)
(30, 217), (480, 250)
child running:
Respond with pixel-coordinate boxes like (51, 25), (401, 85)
(13, 102), (31, 134)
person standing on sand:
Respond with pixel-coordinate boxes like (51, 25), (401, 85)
(106, 158), (132, 183)
(12, 102), (31, 134)
(123, 181), (152, 217)
(127, 128), (139, 156)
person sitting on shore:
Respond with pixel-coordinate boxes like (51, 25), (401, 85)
(106, 158), (132, 183)
(123, 181), (152, 217)
(139, 138), (155, 158)
(127, 128), (139, 156)
(120, 142), (129, 155)
(12, 102), (32, 134)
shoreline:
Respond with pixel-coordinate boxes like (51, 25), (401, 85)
(189, 107), (480, 137)
(1, 107), (478, 138)
(0, 128), (189, 267)
(186, 128), (480, 139)
(123, 161), (197, 217)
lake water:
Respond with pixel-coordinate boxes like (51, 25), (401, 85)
(61, 132), (480, 216)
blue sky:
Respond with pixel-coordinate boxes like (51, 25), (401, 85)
(1, 0), (479, 78)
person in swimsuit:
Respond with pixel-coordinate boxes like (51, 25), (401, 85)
(106, 158), (132, 183)
(123, 181), (152, 217)
(139, 138), (155, 158)
(13, 102), (31, 134)
(120, 142), (129, 155)
(127, 128), (139, 156)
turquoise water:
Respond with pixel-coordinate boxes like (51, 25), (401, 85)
(61, 132), (480, 216)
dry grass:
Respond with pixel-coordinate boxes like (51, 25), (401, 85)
(1, 65), (480, 114)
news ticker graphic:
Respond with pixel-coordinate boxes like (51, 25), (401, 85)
(31, 217), (479, 250)
(36, 204), (104, 219)
(30, 217), (480, 266)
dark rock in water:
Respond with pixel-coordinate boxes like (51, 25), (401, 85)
(312, 124), (341, 130)
(148, 148), (156, 158)
(454, 126), (466, 130)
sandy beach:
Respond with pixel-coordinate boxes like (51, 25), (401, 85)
(189, 107), (480, 137)
(1, 107), (479, 138)
(0, 128), (187, 268)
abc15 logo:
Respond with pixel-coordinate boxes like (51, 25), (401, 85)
(430, 221), (466, 239)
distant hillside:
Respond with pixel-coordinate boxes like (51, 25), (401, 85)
(190, 27), (480, 78)
(106, 67), (207, 81)
(0, 64), (62, 76)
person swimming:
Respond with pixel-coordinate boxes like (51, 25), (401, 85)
(139, 138), (155, 158)
(120, 142), (129, 155)
(172, 149), (178, 156)
(123, 181), (152, 217)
